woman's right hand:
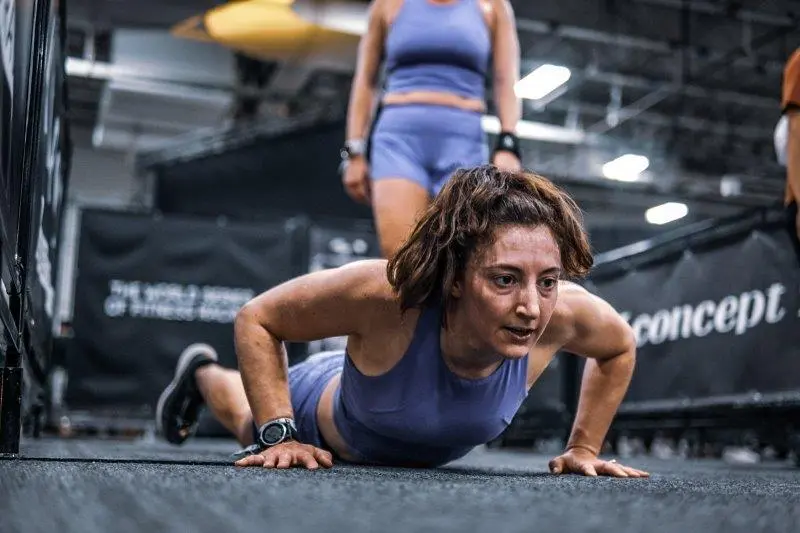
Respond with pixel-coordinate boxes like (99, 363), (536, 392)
(342, 156), (371, 205)
(234, 441), (334, 470)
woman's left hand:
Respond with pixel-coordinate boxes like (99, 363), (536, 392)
(492, 150), (522, 171)
(548, 447), (650, 478)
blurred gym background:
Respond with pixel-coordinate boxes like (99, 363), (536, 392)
(1, 0), (798, 464)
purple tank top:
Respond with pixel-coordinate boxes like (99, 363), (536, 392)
(332, 304), (529, 467)
(383, 0), (491, 100)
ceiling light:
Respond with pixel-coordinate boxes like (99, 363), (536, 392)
(514, 64), (571, 100)
(645, 202), (688, 225)
(602, 154), (650, 182)
(481, 115), (586, 145)
(65, 57), (115, 79)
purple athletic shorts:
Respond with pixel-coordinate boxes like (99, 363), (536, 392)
(369, 103), (489, 196)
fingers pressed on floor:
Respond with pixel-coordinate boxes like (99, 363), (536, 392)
(583, 465), (598, 477)
(276, 453), (293, 469)
(315, 450), (334, 467)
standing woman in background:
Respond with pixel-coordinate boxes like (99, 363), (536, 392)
(341, 0), (523, 259)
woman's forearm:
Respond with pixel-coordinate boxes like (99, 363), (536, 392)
(493, 79), (521, 133)
(491, 0), (521, 134)
(233, 309), (294, 427)
(566, 349), (636, 455)
(347, 81), (376, 141)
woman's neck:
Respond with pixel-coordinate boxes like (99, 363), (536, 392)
(439, 318), (503, 380)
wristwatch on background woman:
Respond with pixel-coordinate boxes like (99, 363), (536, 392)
(339, 138), (367, 174)
(340, 138), (366, 161)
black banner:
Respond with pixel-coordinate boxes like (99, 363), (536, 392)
(65, 210), (298, 411)
(585, 218), (800, 406)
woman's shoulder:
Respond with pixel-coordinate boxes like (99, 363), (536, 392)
(336, 259), (434, 330)
(335, 258), (399, 307)
(339, 259), (423, 368)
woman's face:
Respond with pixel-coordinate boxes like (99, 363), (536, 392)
(449, 224), (562, 359)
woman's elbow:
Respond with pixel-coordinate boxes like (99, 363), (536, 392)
(621, 323), (638, 355)
(615, 326), (638, 376)
(234, 301), (263, 337)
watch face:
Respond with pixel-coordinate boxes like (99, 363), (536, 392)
(261, 424), (287, 445)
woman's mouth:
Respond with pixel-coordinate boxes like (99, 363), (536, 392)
(503, 326), (534, 341)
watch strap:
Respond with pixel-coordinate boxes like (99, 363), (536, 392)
(493, 131), (521, 159)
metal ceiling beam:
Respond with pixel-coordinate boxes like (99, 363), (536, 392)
(516, 18), (668, 54)
(66, 57), (290, 102)
(520, 59), (776, 109)
(547, 172), (777, 209)
(631, 0), (799, 28)
(515, 16), (785, 75)
(583, 24), (793, 136)
(583, 68), (776, 110)
(536, 98), (774, 140)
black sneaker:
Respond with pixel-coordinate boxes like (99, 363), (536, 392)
(156, 343), (218, 445)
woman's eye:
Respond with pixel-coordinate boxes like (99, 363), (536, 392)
(540, 278), (557, 289)
(495, 275), (515, 286)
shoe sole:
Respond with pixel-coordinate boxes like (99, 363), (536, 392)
(155, 343), (218, 440)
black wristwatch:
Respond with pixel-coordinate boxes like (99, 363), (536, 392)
(257, 418), (298, 449)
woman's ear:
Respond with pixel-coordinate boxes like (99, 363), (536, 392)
(450, 280), (463, 298)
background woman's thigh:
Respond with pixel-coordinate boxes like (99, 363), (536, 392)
(371, 178), (430, 259)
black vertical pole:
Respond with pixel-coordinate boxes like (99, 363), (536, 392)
(0, 286), (25, 454)
(0, 357), (23, 455)
(0, 0), (55, 456)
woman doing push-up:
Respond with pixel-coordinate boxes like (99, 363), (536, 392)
(157, 165), (648, 478)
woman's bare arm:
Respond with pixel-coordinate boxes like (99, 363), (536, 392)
(346, 0), (386, 142)
(490, 0), (521, 133)
(558, 287), (637, 457)
(233, 259), (392, 428)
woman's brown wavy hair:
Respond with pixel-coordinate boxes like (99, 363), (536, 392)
(386, 165), (593, 313)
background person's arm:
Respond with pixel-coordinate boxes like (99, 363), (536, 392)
(346, 0), (386, 144)
(342, 0), (386, 204)
(490, 0), (521, 135)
